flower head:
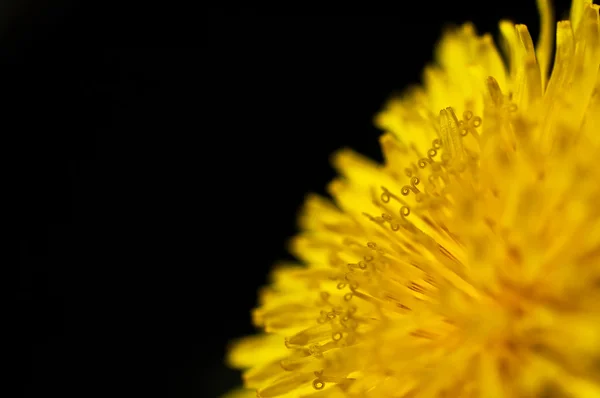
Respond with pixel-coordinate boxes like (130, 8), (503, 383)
(226, 0), (600, 396)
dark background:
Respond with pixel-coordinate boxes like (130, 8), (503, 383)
(12, 1), (569, 397)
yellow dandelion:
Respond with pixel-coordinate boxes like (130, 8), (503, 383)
(226, 0), (600, 396)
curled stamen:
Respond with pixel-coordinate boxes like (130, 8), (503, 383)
(380, 186), (402, 203)
(411, 177), (420, 192)
(332, 332), (343, 341)
(402, 185), (417, 196)
(380, 187), (391, 203)
(459, 110), (483, 140)
(418, 158), (431, 168)
(459, 120), (470, 137)
(313, 379), (325, 390)
(400, 206), (411, 217)
(427, 148), (437, 158)
(432, 139), (442, 149)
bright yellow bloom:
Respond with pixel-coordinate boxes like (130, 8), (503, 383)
(226, 0), (600, 396)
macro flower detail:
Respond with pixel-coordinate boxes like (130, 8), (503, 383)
(226, 0), (600, 396)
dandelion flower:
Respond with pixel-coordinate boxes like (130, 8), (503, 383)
(226, 0), (600, 396)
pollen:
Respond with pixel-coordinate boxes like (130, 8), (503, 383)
(225, 1), (600, 397)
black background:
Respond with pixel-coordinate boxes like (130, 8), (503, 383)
(12, 1), (569, 397)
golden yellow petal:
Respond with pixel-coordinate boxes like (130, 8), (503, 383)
(226, 1), (600, 396)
